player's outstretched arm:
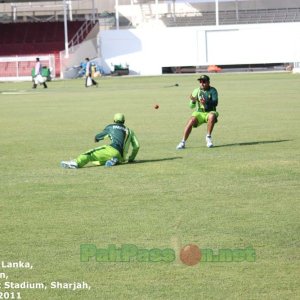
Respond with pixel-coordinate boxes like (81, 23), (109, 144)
(128, 132), (140, 162)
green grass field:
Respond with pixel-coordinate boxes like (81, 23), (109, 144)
(0, 73), (299, 299)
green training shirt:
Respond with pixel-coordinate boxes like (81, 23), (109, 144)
(190, 86), (218, 112)
(95, 124), (140, 162)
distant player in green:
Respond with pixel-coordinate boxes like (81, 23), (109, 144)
(176, 75), (219, 149)
(61, 113), (140, 169)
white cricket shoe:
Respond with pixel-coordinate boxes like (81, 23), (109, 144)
(206, 135), (213, 148)
(176, 141), (185, 150)
(60, 160), (78, 169)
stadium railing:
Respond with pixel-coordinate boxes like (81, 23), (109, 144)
(161, 7), (300, 27)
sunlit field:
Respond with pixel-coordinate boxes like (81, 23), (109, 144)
(0, 72), (299, 299)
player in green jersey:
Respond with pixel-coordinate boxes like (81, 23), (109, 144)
(176, 75), (219, 149)
(61, 113), (140, 169)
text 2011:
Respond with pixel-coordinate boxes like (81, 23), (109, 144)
(0, 292), (21, 299)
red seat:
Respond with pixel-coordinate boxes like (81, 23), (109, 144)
(0, 21), (85, 56)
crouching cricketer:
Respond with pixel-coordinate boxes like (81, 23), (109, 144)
(61, 113), (140, 168)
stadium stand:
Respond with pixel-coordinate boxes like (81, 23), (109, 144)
(0, 20), (91, 77)
(161, 7), (300, 27)
(0, 21), (84, 56)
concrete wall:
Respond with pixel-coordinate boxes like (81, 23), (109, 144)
(99, 21), (300, 75)
(61, 37), (99, 78)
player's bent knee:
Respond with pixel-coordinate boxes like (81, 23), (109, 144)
(208, 113), (217, 122)
(190, 117), (199, 128)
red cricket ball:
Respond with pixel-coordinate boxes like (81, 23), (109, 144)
(180, 244), (201, 266)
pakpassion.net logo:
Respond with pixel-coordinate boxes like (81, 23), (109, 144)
(80, 244), (256, 266)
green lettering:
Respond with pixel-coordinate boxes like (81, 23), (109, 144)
(161, 248), (176, 262)
(96, 248), (109, 262)
(244, 246), (256, 262)
(219, 249), (233, 262)
(121, 244), (138, 262)
(80, 244), (96, 262)
(149, 249), (162, 262)
(232, 249), (245, 262)
(137, 249), (149, 262)
(108, 244), (117, 262)
(115, 247), (123, 262)
(212, 253), (220, 262)
(201, 249), (213, 262)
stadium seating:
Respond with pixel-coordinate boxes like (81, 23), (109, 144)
(0, 21), (85, 56)
(0, 21), (89, 77)
(161, 7), (300, 27)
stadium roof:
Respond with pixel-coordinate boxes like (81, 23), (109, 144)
(0, 0), (79, 2)
(0, 0), (248, 2)
(0, 0), (63, 3)
(0, 0), (61, 2)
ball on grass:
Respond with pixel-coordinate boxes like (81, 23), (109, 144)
(180, 244), (201, 266)
(154, 104), (159, 109)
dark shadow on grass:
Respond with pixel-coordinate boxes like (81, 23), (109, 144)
(132, 156), (183, 164)
(163, 84), (180, 88)
(214, 139), (291, 148)
(83, 156), (183, 168)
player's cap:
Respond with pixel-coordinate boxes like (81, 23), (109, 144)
(114, 113), (125, 124)
(197, 75), (210, 82)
